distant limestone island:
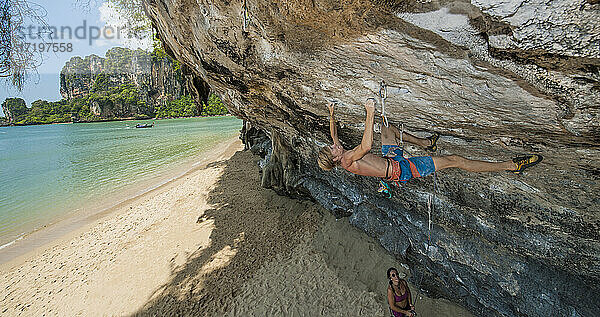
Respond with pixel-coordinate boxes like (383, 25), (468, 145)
(1, 47), (227, 126)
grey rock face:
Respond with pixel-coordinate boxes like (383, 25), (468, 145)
(143, 0), (599, 316)
(473, 0), (599, 58)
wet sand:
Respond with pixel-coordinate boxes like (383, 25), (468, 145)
(0, 139), (472, 316)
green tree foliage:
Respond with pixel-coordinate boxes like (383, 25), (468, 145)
(101, 0), (150, 35)
(65, 56), (88, 73)
(155, 95), (198, 118)
(151, 38), (168, 60)
(151, 39), (181, 73)
(84, 83), (151, 120)
(25, 100), (71, 124)
(1, 98), (28, 122)
(0, 83), (152, 125)
(68, 96), (95, 121)
(1, 98), (71, 125)
(1, 90), (226, 125)
(105, 47), (134, 74)
(201, 94), (228, 116)
(3, 40), (228, 125)
(155, 94), (229, 118)
(91, 73), (111, 92)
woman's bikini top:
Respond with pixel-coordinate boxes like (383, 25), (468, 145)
(393, 285), (409, 302)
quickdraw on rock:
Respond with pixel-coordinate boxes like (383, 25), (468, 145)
(426, 171), (438, 250)
(427, 191), (433, 247)
(400, 122), (404, 150)
(242, 0), (250, 32)
(377, 180), (392, 198)
(379, 80), (389, 128)
(378, 80), (413, 157)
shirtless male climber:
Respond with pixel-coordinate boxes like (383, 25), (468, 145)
(317, 99), (542, 184)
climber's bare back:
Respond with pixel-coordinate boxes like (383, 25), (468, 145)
(340, 152), (388, 178)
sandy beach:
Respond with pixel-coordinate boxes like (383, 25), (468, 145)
(0, 138), (472, 316)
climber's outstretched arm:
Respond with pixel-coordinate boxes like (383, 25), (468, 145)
(328, 102), (341, 146)
(345, 99), (375, 163)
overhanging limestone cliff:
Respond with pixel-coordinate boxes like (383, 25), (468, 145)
(142, 0), (600, 316)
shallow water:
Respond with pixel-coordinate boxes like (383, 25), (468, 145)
(0, 117), (242, 247)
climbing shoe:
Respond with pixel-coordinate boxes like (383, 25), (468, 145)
(512, 154), (543, 174)
(378, 180), (392, 198)
(425, 132), (440, 152)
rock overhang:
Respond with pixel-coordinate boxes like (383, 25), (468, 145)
(143, 0), (600, 316)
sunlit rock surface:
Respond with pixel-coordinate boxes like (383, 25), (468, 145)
(142, 0), (599, 316)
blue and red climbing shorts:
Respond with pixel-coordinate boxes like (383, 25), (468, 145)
(382, 145), (436, 182)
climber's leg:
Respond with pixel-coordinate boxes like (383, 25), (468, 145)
(386, 124), (432, 148)
(381, 123), (398, 146)
(381, 125), (403, 157)
(432, 155), (515, 173)
(381, 124), (406, 158)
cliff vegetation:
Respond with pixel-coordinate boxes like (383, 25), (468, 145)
(1, 46), (228, 126)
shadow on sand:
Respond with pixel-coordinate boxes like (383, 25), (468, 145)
(129, 150), (323, 316)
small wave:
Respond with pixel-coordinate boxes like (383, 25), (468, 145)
(0, 232), (26, 250)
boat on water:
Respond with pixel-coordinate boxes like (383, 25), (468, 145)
(135, 122), (154, 128)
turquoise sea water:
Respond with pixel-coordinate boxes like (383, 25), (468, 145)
(0, 117), (242, 247)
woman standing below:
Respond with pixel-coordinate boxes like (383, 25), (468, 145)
(387, 267), (416, 317)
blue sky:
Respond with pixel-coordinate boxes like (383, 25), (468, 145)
(1, 0), (151, 116)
